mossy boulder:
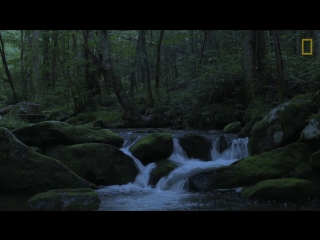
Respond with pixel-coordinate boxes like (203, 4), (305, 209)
(248, 95), (312, 155)
(223, 121), (241, 133)
(149, 160), (179, 186)
(9, 102), (44, 115)
(310, 149), (320, 174)
(300, 114), (320, 148)
(27, 188), (101, 211)
(241, 178), (319, 201)
(189, 143), (313, 191)
(46, 109), (75, 121)
(12, 121), (124, 148)
(0, 127), (97, 194)
(42, 143), (138, 186)
(129, 133), (173, 165)
(178, 133), (212, 161)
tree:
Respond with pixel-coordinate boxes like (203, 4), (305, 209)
(83, 30), (142, 121)
(0, 31), (18, 103)
(272, 30), (284, 102)
(155, 30), (164, 100)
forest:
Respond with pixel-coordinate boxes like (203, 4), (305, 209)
(0, 30), (318, 130)
(1, 30), (320, 211)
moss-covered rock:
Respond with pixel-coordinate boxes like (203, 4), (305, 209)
(9, 102), (44, 115)
(178, 133), (212, 161)
(46, 109), (75, 121)
(248, 95), (312, 155)
(149, 160), (179, 186)
(0, 127), (97, 194)
(241, 178), (319, 201)
(12, 121), (124, 148)
(300, 114), (320, 148)
(65, 117), (82, 126)
(27, 188), (101, 211)
(189, 143), (313, 191)
(42, 143), (138, 186)
(310, 149), (320, 174)
(129, 133), (173, 165)
(223, 121), (241, 133)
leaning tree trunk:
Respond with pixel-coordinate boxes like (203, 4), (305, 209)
(83, 30), (142, 122)
(0, 32), (18, 103)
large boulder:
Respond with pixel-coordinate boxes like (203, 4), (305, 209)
(149, 160), (179, 187)
(223, 121), (241, 133)
(129, 133), (173, 165)
(12, 121), (124, 148)
(189, 143), (313, 191)
(42, 143), (138, 186)
(300, 114), (320, 148)
(0, 127), (97, 194)
(248, 95), (312, 155)
(178, 133), (212, 161)
(9, 102), (44, 115)
(27, 188), (101, 211)
(310, 149), (320, 174)
(241, 178), (319, 201)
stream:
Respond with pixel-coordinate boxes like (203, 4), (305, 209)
(95, 129), (320, 211)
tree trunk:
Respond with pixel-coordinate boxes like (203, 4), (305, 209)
(42, 30), (50, 89)
(51, 30), (58, 90)
(242, 30), (256, 104)
(138, 30), (154, 107)
(20, 30), (27, 101)
(155, 30), (164, 100)
(0, 32), (18, 103)
(32, 30), (41, 101)
(83, 30), (142, 121)
(272, 30), (284, 102)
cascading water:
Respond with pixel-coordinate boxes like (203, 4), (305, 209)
(155, 137), (249, 191)
(96, 131), (250, 211)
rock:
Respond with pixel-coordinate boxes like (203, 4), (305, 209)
(42, 143), (138, 186)
(310, 149), (320, 174)
(0, 105), (15, 115)
(248, 94), (312, 155)
(217, 135), (229, 153)
(27, 188), (101, 211)
(223, 121), (241, 133)
(9, 102), (43, 115)
(12, 121), (124, 148)
(189, 143), (313, 191)
(300, 114), (320, 148)
(17, 114), (48, 123)
(46, 110), (75, 122)
(149, 160), (179, 186)
(178, 133), (212, 161)
(0, 127), (97, 194)
(129, 133), (173, 165)
(241, 178), (319, 201)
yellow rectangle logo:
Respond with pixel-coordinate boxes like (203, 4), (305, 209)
(302, 38), (313, 55)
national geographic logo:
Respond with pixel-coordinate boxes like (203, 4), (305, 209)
(301, 38), (313, 55)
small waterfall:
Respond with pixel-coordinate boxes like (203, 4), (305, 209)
(156, 136), (249, 191)
(120, 134), (156, 188)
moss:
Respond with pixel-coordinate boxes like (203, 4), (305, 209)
(223, 121), (241, 133)
(12, 121), (124, 148)
(129, 133), (173, 165)
(27, 188), (101, 211)
(42, 143), (138, 186)
(241, 178), (319, 201)
(149, 160), (178, 186)
(190, 143), (313, 190)
(248, 97), (312, 155)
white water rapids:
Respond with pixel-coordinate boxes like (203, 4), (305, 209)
(96, 133), (249, 211)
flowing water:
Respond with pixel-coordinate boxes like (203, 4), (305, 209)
(96, 130), (320, 211)
(2, 129), (320, 211)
